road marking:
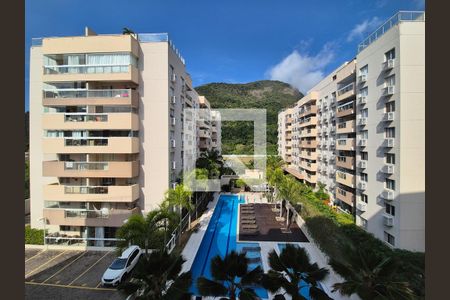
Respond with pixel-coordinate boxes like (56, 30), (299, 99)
(25, 250), (68, 278)
(25, 250), (45, 263)
(68, 251), (111, 286)
(25, 281), (115, 291)
(95, 281), (103, 288)
(42, 251), (86, 283)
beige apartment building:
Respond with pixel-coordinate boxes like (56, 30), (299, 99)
(277, 107), (294, 165)
(277, 11), (424, 251)
(29, 28), (221, 245)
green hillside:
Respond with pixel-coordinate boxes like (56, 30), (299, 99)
(195, 80), (303, 155)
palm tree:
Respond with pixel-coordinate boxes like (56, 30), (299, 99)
(165, 184), (194, 231)
(330, 245), (415, 300)
(277, 176), (301, 223)
(197, 251), (263, 300)
(122, 27), (135, 35)
(262, 244), (331, 300)
(116, 207), (178, 255)
(196, 149), (224, 178)
(118, 250), (191, 300)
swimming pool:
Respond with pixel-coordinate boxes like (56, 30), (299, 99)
(189, 194), (268, 298)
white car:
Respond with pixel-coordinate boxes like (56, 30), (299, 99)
(101, 245), (142, 286)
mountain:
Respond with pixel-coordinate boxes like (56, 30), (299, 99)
(195, 80), (303, 155)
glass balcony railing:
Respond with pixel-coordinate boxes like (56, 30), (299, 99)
(337, 83), (355, 96)
(64, 209), (109, 219)
(44, 64), (131, 75)
(64, 114), (108, 122)
(63, 162), (109, 171)
(64, 186), (108, 194)
(43, 89), (131, 99)
(64, 138), (108, 147)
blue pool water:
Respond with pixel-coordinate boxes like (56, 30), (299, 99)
(189, 194), (268, 298)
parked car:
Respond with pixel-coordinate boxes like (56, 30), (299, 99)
(101, 245), (141, 286)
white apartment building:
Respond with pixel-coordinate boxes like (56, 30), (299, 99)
(29, 27), (221, 245)
(277, 11), (424, 251)
(277, 107), (294, 165)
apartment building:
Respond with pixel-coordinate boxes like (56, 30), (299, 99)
(277, 11), (424, 251)
(29, 28), (221, 245)
(277, 107), (294, 165)
(197, 96), (222, 155)
(354, 12), (425, 251)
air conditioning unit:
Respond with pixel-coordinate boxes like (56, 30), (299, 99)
(384, 59), (395, 70)
(172, 161), (176, 170)
(358, 181), (367, 190)
(357, 95), (367, 104)
(383, 86), (395, 96)
(382, 189), (395, 200)
(171, 73), (177, 83)
(171, 139), (176, 148)
(384, 112), (395, 121)
(383, 163), (394, 174)
(171, 95), (177, 104)
(359, 139), (367, 147)
(358, 74), (367, 83)
(358, 160), (367, 169)
(384, 138), (395, 147)
(383, 214), (394, 226)
(358, 117), (367, 125)
(171, 117), (176, 126)
(356, 202), (367, 212)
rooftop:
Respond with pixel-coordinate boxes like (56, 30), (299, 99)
(357, 11), (425, 53)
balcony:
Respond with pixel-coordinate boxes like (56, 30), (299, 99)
(384, 138), (395, 147)
(304, 172), (318, 184)
(336, 170), (355, 188)
(298, 116), (317, 128)
(43, 137), (140, 154)
(358, 138), (367, 147)
(337, 83), (356, 102)
(300, 140), (317, 148)
(43, 64), (139, 84)
(383, 214), (394, 227)
(335, 187), (355, 206)
(336, 120), (356, 134)
(381, 188), (395, 201)
(382, 163), (395, 174)
(357, 117), (368, 126)
(300, 160), (317, 171)
(356, 201), (367, 212)
(336, 104), (355, 118)
(43, 207), (140, 227)
(383, 112), (395, 121)
(336, 138), (355, 151)
(300, 150), (317, 160)
(43, 184), (140, 202)
(357, 95), (367, 105)
(298, 106), (318, 118)
(199, 130), (211, 138)
(42, 89), (139, 107)
(382, 59), (395, 71)
(357, 181), (367, 190)
(336, 156), (355, 170)
(43, 160), (139, 178)
(42, 113), (139, 130)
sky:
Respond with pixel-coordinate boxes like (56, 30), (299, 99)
(24, 0), (425, 111)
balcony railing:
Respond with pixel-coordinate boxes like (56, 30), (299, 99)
(64, 113), (108, 122)
(64, 138), (108, 147)
(64, 186), (109, 194)
(43, 89), (132, 99)
(337, 83), (355, 96)
(65, 209), (110, 219)
(44, 64), (131, 75)
(64, 162), (109, 171)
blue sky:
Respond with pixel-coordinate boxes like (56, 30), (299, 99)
(25, 0), (425, 111)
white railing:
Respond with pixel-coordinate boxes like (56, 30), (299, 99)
(43, 89), (131, 99)
(337, 83), (355, 96)
(64, 161), (109, 171)
(44, 64), (131, 75)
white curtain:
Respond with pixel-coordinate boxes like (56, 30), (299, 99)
(86, 54), (132, 73)
(67, 55), (80, 74)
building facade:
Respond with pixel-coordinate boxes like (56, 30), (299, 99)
(277, 11), (425, 251)
(29, 28), (221, 245)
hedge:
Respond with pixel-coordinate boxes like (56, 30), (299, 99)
(25, 225), (45, 245)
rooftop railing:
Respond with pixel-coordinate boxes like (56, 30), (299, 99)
(358, 11), (425, 53)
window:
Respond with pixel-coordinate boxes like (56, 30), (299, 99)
(359, 65), (368, 75)
(360, 173), (368, 182)
(385, 203), (396, 216)
(385, 127), (395, 138)
(385, 153), (395, 164)
(385, 75), (395, 87)
(384, 231), (395, 246)
(361, 194), (368, 203)
(360, 108), (368, 117)
(360, 87), (368, 96)
(385, 48), (396, 61)
(360, 217), (368, 229)
(360, 130), (368, 139)
(386, 179), (396, 190)
(60, 226), (79, 232)
(361, 152), (368, 160)
(332, 75), (337, 80)
(385, 102), (395, 112)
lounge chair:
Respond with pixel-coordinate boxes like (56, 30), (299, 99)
(242, 224), (258, 230)
(241, 215), (256, 220)
(241, 220), (256, 224)
(241, 210), (255, 215)
(242, 246), (261, 252)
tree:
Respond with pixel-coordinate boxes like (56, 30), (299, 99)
(262, 244), (331, 300)
(197, 251), (263, 300)
(116, 207), (177, 255)
(330, 245), (415, 300)
(118, 250), (192, 300)
(165, 184), (194, 230)
(196, 149), (224, 178)
(183, 168), (209, 220)
(277, 175), (301, 222)
(122, 27), (135, 35)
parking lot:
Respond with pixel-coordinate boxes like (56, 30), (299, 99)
(25, 249), (127, 300)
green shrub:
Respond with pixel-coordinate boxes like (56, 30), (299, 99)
(221, 184), (231, 192)
(235, 179), (246, 188)
(25, 225), (45, 245)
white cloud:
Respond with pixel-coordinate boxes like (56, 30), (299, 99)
(347, 17), (382, 42)
(266, 44), (335, 93)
